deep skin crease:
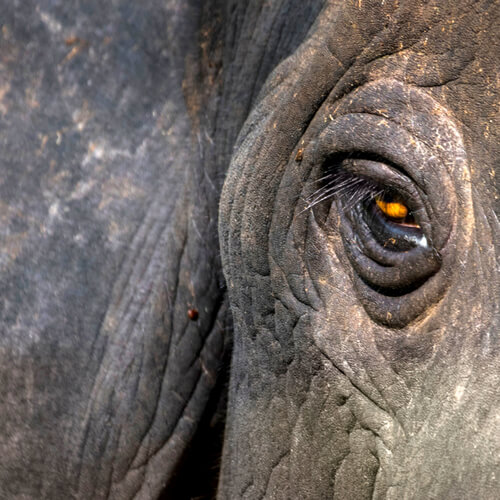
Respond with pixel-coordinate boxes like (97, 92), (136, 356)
(0, 0), (498, 499)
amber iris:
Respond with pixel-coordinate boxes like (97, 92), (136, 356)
(375, 196), (408, 220)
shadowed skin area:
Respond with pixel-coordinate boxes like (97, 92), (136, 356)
(0, 0), (498, 499)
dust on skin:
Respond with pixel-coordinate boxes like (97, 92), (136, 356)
(0, 24), (19, 67)
(97, 176), (145, 211)
(0, 82), (10, 115)
(0, 232), (28, 270)
(72, 101), (93, 132)
(0, 201), (29, 271)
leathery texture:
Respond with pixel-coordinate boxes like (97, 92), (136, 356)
(219, 0), (499, 498)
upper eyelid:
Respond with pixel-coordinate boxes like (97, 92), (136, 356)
(305, 154), (419, 214)
(305, 169), (382, 211)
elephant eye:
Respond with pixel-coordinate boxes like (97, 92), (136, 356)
(306, 157), (443, 327)
(306, 166), (426, 252)
(364, 190), (426, 251)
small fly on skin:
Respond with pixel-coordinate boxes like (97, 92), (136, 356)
(295, 148), (304, 162)
(187, 308), (199, 321)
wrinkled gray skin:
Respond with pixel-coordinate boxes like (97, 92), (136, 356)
(0, 0), (498, 499)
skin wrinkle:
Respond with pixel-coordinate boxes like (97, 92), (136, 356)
(219, 1), (274, 166)
(278, 359), (323, 496)
(70, 75), (198, 481)
(323, 0), (479, 105)
(246, 0), (285, 108)
(319, 348), (393, 426)
(303, 217), (327, 309)
(223, 40), (364, 488)
(220, 47), (308, 239)
(77, 57), (228, 492)
(466, 206), (499, 354)
(76, 193), (188, 491)
(137, 366), (205, 466)
(323, 87), (468, 177)
(296, 79), (464, 246)
(268, 255), (314, 314)
(284, 225), (318, 311)
(319, 310), (409, 438)
(0, 0), (216, 496)
(258, 76), (343, 275)
(132, 361), (217, 498)
(259, 449), (291, 500)
(83, 180), (179, 372)
(326, 108), (460, 187)
(123, 335), (181, 474)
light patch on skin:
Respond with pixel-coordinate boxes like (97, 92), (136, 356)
(41, 200), (67, 237)
(0, 82), (11, 115)
(37, 8), (63, 34)
(454, 384), (465, 402)
(0, 232), (28, 271)
(98, 177), (145, 211)
(401, 233), (428, 248)
(48, 201), (61, 219)
(69, 179), (96, 201)
(72, 101), (93, 132)
(73, 233), (85, 246)
(36, 135), (49, 156)
(106, 219), (131, 251)
(0, 202), (39, 270)
(83, 139), (133, 167)
(83, 141), (105, 166)
(25, 84), (40, 109)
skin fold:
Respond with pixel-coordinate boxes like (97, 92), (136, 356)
(0, 0), (498, 498)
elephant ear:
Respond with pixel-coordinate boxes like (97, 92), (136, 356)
(217, 0), (500, 498)
(0, 0), (327, 497)
(0, 2), (231, 498)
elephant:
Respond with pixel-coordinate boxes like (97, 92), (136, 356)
(0, 0), (498, 498)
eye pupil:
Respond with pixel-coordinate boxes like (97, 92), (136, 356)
(375, 196), (408, 220)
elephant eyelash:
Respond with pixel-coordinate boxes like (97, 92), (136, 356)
(304, 170), (384, 212)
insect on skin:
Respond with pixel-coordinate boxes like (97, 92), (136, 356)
(187, 308), (199, 321)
